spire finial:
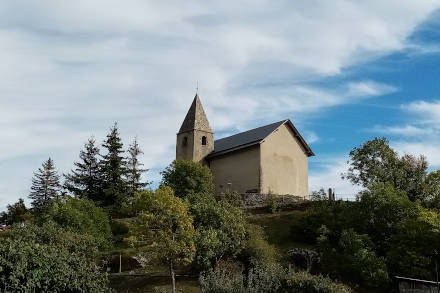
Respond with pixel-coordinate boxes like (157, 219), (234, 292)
(196, 81), (199, 95)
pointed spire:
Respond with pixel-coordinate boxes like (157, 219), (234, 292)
(178, 94), (213, 134)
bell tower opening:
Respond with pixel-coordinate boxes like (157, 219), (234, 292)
(202, 136), (207, 145)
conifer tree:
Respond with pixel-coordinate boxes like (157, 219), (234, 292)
(126, 137), (149, 194)
(29, 158), (60, 211)
(64, 136), (101, 200)
(99, 123), (129, 214)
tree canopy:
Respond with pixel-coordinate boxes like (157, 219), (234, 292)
(161, 160), (214, 198)
(126, 186), (195, 293)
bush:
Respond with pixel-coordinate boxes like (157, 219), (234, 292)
(200, 260), (245, 293)
(221, 190), (244, 208)
(265, 194), (278, 213)
(200, 261), (351, 293)
(38, 197), (112, 249)
(0, 224), (110, 292)
(161, 160), (214, 198)
(241, 224), (279, 266)
(247, 263), (288, 293)
(286, 271), (352, 293)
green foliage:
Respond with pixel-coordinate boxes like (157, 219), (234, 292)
(126, 186), (195, 292)
(200, 261), (352, 293)
(161, 160), (214, 198)
(29, 157), (61, 211)
(121, 189), (155, 217)
(310, 189), (327, 201)
(200, 261), (245, 293)
(0, 198), (31, 226)
(387, 205), (440, 280)
(38, 197), (112, 249)
(290, 200), (356, 244)
(241, 224), (279, 266)
(126, 137), (149, 194)
(344, 137), (428, 202)
(357, 182), (416, 254)
(64, 136), (101, 201)
(221, 190), (244, 208)
(99, 123), (130, 215)
(247, 263), (288, 293)
(423, 170), (440, 209)
(285, 271), (352, 293)
(318, 228), (388, 287)
(188, 193), (247, 269)
(0, 223), (110, 292)
(265, 194), (278, 213)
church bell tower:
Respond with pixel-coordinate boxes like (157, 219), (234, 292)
(176, 94), (214, 164)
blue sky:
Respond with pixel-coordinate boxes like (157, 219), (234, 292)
(1, 1), (440, 209)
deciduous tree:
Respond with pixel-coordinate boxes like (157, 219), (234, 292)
(126, 186), (195, 293)
(161, 160), (214, 198)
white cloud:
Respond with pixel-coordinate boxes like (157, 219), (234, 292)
(0, 0), (439, 209)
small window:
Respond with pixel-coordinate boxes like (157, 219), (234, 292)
(202, 136), (207, 145)
(182, 137), (188, 146)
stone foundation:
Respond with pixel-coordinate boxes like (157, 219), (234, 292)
(241, 193), (307, 210)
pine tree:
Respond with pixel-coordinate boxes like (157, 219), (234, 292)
(29, 158), (60, 211)
(99, 123), (129, 214)
(126, 137), (149, 195)
(64, 136), (101, 200)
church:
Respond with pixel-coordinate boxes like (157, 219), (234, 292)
(176, 94), (314, 199)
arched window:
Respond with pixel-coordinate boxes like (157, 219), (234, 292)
(202, 136), (207, 145)
(182, 136), (188, 146)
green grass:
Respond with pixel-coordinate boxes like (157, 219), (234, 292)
(248, 210), (313, 252)
(110, 275), (200, 293)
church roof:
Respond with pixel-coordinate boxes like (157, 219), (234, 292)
(207, 119), (314, 159)
(178, 94), (213, 134)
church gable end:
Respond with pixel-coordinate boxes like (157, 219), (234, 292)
(259, 121), (311, 198)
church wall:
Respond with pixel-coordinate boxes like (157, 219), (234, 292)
(209, 145), (260, 196)
(260, 123), (309, 198)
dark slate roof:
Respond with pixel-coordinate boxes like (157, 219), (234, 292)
(207, 119), (314, 159)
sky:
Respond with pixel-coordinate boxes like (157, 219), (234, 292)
(1, 1), (440, 209)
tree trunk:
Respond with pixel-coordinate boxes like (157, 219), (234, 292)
(170, 260), (176, 293)
(119, 253), (122, 273)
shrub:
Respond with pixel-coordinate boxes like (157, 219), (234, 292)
(221, 190), (244, 208)
(200, 261), (245, 293)
(286, 271), (352, 293)
(247, 263), (288, 293)
(0, 224), (110, 292)
(38, 197), (112, 249)
(241, 224), (279, 266)
(200, 261), (351, 293)
(265, 194), (278, 213)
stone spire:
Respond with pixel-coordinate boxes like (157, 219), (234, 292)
(178, 94), (212, 134)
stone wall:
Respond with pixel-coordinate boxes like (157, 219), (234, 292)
(241, 193), (308, 210)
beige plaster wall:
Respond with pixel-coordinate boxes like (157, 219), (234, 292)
(260, 123), (309, 198)
(209, 146), (260, 195)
